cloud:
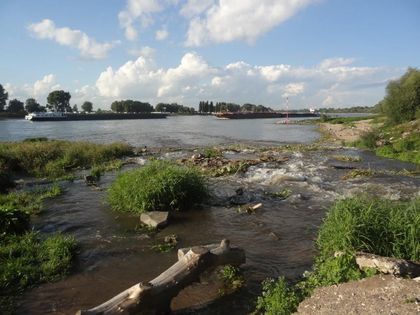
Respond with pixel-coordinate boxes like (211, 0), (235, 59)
(4, 74), (61, 103)
(184, 0), (316, 46)
(94, 52), (402, 108)
(128, 46), (156, 58)
(155, 28), (169, 40)
(28, 19), (117, 59)
(119, 0), (163, 40)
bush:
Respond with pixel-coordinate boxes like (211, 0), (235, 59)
(0, 207), (30, 236)
(255, 277), (300, 315)
(381, 68), (420, 125)
(0, 171), (13, 193)
(108, 160), (208, 213)
(357, 130), (380, 149)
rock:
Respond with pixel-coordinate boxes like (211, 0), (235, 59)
(84, 175), (98, 186)
(140, 211), (169, 228)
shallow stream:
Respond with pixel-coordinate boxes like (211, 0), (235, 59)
(16, 147), (419, 314)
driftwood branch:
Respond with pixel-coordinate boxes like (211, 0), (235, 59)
(77, 239), (245, 315)
(355, 252), (420, 278)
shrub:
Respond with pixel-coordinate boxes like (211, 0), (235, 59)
(255, 277), (300, 315)
(0, 207), (30, 236)
(108, 160), (208, 213)
(357, 130), (380, 149)
(0, 171), (13, 193)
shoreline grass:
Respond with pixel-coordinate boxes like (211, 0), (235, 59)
(108, 160), (208, 213)
(254, 196), (419, 315)
(0, 139), (133, 179)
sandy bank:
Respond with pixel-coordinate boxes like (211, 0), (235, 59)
(319, 119), (378, 143)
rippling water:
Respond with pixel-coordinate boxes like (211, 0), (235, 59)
(15, 146), (419, 315)
(0, 116), (319, 146)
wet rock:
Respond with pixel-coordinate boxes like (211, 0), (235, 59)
(331, 164), (356, 169)
(140, 211), (169, 228)
(84, 175), (98, 186)
(229, 188), (253, 205)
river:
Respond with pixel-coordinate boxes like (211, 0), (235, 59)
(2, 115), (418, 314)
(0, 116), (319, 146)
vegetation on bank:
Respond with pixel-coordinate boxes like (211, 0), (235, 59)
(0, 138), (133, 179)
(108, 160), (208, 213)
(255, 196), (419, 315)
(0, 186), (76, 312)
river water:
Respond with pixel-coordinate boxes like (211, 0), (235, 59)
(0, 116), (319, 146)
(2, 116), (418, 314)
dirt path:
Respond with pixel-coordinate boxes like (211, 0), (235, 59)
(319, 119), (376, 143)
(296, 275), (420, 315)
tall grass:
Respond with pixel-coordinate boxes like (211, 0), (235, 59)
(0, 139), (133, 178)
(255, 196), (420, 315)
(108, 160), (208, 213)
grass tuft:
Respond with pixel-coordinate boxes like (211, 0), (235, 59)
(108, 160), (208, 213)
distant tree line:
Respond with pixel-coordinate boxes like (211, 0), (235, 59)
(110, 100), (154, 113)
(318, 106), (376, 113)
(199, 100), (273, 113)
(155, 103), (195, 113)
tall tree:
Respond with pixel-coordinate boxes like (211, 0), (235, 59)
(25, 98), (42, 113)
(0, 84), (8, 112)
(381, 68), (420, 124)
(81, 101), (93, 113)
(47, 90), (71, 112)
(7, 99), (24, 112)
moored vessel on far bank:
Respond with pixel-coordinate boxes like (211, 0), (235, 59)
(25, 112), (167, 121)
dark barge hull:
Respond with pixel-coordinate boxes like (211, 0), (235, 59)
(214, 112), (319, 119)
(29, 113), (167, 121)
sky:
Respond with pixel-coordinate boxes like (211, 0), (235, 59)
(0, 0), (419, 110)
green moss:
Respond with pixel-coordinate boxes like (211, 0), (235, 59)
(108, 160), (208, 213)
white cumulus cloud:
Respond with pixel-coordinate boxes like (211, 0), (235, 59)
(184, 0), (317, 46)
(119, 0), (163, 40)
(94, 53), (401, 108)
(28, 19), (117, 59)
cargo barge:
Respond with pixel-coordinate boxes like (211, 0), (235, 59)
(25, 112), (167, 121)
(214, 112), (319, 119)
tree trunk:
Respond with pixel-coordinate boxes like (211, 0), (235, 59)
(77, 239), (245, 315)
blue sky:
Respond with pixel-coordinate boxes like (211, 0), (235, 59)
(0, 0), (419, 109)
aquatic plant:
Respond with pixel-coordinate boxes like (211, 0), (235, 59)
(331, 155), (361, 162)
(218, 265), (244, 295)
(0, 140), (133, 178)
(108, 160), (208, 213)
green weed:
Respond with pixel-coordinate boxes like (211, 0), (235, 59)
(108, 160), (208, 213)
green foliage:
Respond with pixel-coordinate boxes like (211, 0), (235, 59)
(342, 168), (376, 179)
(0, 83), (8, 111)
(24, 98), (44, 113)
(218, 265), (244, 293)
(0, 171), (13, 193)
(7, 99), (24, 113)
(203, 147), (222, 158)
(0, 232), (76, 294)
(81, 101), (93, 113)
(47, 90), (71, 112)
(255, 277), (300, 315)
(0, 208), (30, 236)
(381, 68), (420, 125)
(111, 100), (153, 113)
(375, 133), (420, 164)
(155, 102), (195, 114)
(255, 196), (419, 314)
(319, 115), (373, 125)
(317, 196), (419, 261)
(331, 155), (361, 162)
(356, 130), (380, 149)
(0, 140), (132, 178)
(265, 188), (291, 200)
(108, 160), (208, 213)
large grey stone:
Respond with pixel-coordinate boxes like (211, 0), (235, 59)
(140, 211), (169, 228)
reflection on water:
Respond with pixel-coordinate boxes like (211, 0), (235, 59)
(16, 147), (419, 315)
(0, 116), (319, 146)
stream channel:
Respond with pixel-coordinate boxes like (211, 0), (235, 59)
(15, 145), (419, 315)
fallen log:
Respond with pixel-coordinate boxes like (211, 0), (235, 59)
(355, 252), (420, 278)
(77, 239), (245, 315)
